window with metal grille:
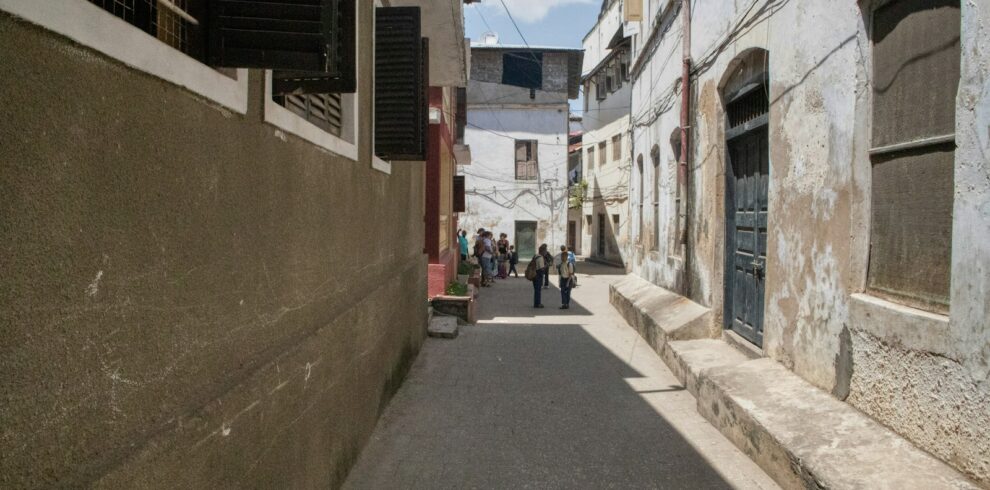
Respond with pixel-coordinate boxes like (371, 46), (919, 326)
(515, 140), (538, 180)
(89, 0), (203, 56)
(88, 0), (357, 91)
(612, 134), (622, 161)
(867, 0), (959, 313)
(273, 93), (344, 136)
(725, 84), (769, 139)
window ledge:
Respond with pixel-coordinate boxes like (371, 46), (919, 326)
(262, 71), (358, 161)
(371, 156), (391, 174)
(1, 0), (248, 114)
(849, 293), (952, 355)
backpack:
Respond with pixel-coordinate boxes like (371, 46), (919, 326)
(524, 255), (541, 281)
(473, 239), (484, 258)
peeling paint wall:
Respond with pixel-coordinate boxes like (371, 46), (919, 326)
(461, 107), (570, 251)
(627, 0), (990, 484)
(0, 6), (427, 487)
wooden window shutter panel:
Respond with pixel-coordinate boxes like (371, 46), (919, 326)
(209, 0), (345, 74)
(273, 0), (357, 94)
(453, 176), (466, 212)
(375, 7), (427, 161)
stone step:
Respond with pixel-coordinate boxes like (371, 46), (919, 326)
(664, 339), (978, 489)
(608, 275), (715, 356)
(427, 316), (458, 339)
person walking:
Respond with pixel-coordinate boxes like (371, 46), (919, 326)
(556, 245), (576, 309)
(541, 245), (553, 289)
(458, 229), (469, 262)
(526, 244), (548, 308)
(508, 245), (519, 277)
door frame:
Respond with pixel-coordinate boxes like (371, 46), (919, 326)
(721, 65), (771, 348)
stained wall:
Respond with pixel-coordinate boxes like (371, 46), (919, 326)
(0, 4), (427, 486)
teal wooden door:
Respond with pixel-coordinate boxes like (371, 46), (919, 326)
(724, 85), (769, 347)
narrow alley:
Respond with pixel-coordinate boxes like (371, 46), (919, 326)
(344, 262), (778, 489)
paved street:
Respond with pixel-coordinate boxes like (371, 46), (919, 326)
(344, 261), (779, 489)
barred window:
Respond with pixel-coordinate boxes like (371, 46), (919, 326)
(867, 0), (959, 313)
(89, 0), (203, 57)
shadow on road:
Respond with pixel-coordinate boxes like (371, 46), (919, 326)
(345, 320), (733, 489)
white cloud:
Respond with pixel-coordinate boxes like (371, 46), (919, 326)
(483, 0), (596, 24)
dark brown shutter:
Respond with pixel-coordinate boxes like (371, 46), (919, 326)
(273, 0), (356, 94)
(375, 7), (427, 161)
(209, 0), (344, 75)
(453, 176), (466, 212)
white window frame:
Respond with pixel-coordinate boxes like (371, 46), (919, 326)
(0, 0), (249, 114)
(263, 71), (360, 161)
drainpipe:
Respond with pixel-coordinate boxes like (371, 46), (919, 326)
(678, 0), (691, 248)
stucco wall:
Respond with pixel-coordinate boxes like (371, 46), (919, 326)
(461, 107), (570, 252)
(627, 0), (990, 484)
(581, 116), (631, 265)
(0, 8), (427, 488)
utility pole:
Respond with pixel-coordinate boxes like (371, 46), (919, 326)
(545, 177), (557, 247)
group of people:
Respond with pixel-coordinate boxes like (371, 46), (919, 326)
(528, 244), (577, 310)
(457, 228), (578, 309)
(459, 229), (519, 286)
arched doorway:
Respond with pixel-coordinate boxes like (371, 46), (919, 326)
(721, 49), (769, 347)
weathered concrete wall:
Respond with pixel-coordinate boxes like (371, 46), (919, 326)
(847, 2), (990, 483)
(0, 7), (427, 488)
(461, 106), (569, 251)
(581, 116), (631, 265)
(468, 50), (573, 106)
(627, 0), (990, 484)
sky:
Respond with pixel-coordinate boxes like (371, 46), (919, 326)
(463, 0), (602, 112)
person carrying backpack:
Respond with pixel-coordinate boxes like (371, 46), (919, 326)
(525, 244), (548, 308)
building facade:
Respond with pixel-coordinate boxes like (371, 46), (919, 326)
(0, 0), (452, 486)
(580, 0), (633, 266)
(391, 0), (472, 298)
(624, 0), (990, 484)
(460, 39), (583, 258)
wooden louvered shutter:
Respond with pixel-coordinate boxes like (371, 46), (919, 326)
(453, 176), (466, 212)
(209, 0), (347, 77)
(375, 7), (428, 161)
(273, 0), (356, 94)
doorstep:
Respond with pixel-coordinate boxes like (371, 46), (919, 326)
(663, 339), (979, 489)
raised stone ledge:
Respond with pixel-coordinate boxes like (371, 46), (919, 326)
(608, 274), (715, 358)
(664, 340), (979, 490)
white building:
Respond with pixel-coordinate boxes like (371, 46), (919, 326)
(460, 39), (583, 258)
(579, 0), (633, 265)
(615, 0), (990, 484)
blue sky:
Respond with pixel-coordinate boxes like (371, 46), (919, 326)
(464, 0), (601, 111)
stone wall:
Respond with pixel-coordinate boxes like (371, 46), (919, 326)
(0, 7), (427, 487)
